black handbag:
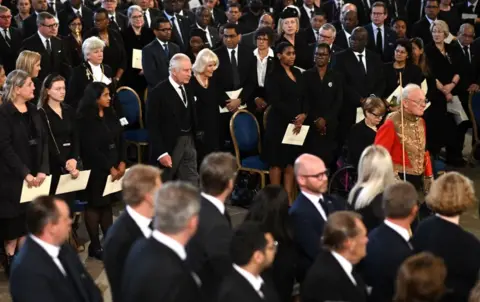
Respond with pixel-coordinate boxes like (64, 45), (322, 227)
(230, 171), (260, 209)
(40, 108), (83, 173)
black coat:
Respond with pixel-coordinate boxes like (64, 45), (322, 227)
(121, 237), (202, 302)
(142, 39), (180, 90)
(0, 26), (22, 73)
(456, 1), (480, 37)
(109, 12), (129, 32)
(350, 189), (384, 232)
(239, 30), (257, 49)
(189, 24), (221, 49)
(0, 102), (49, 219)
(406, 0), (424, 26)
(104, 210), (145, 302)
(63, 34), (84, 68)
(411, 216), (480, 302)
(146, 79), (198, 165)
(276, 32), (314, 70)
(412, 17), (433, 46)
(22, 13), (39, 38)
(347, 119), (376, 167)
(186, 196), (233, 301)
(218, 268), (279, 302)
(161, 11), (191, 51)
(348, 0), (372, 25)
(383, 62), (424, 98)
(10, 237), (102, 302)
(361, 222), (413, 302)
(58, 4), (94, 37)
(364, 23), (398, 62)
(322, 0), (341, 23)
(333, 28), (350, 50)
(301, 249), (368, 302)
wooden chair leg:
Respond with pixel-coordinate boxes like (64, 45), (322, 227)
(260, 173), (265, 188)
(137, 144), (142, 163)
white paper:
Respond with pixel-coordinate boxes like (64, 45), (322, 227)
(281, 124), (309, 146)
(189, 0), (201, 9)
(387, 85), (402, 104)
(447, 95), (468, 125)
(421, 79), (428, 95)
(444, 33), (455, 44)
(219, 88), (245, 113)
(294, 66), (306, 73)
(102, 168), (130, 197)
(462, 13), (477, 19)
(55, 170), (91, 195)
(20, 176), (52, 203)
(356, 107), (365, 123)
(132, 49), (142, 69)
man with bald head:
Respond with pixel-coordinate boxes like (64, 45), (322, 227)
(334, 9), (358, 49)
(289, 153), (347, 282)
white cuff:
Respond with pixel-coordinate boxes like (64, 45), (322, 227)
(157, 153), (169, 161)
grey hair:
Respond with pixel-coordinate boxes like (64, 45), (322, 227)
(169, 53), (191, 74)
(192, 48), (219, 75)
(430, 19), (449, 37)
(341, 2), (357, 12)
(82, 36), (106, 61)
(458, 23), (475, 35)
(402, 83), (422, 101)
(320, 23), (337, 38)
(36, 11), (55, 27)
(0, 5), (11, 13)
(154, 181), (201, 234)
(127, 4), (143, 19)
(2, 69), (31, 103)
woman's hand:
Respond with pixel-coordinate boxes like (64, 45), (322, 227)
(65, 159), (77, 172)
(292, 125), (302, 135)
(70, 169), (80, 179)
(443, 83), (455, 94)
(294, 113), (306, 126)
(110, 167), (120, 181)
(117, 162), (127, 179)
(445, 93), (453, 102)
(34, 173), (47, 187)
(25, 174), (35, 188)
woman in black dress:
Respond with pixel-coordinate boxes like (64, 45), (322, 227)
(412, 172), (480, 301)
(348, 145), (396, 232)
(84, 8), (127, 85)
(191, 48), (222, 162)
(63, 15), (84, 68)
(76, 82), (126, 260)
(244, 185), (296, 302)
(0, 70), (49, 275)
(121, 5), (155, 101)
(37, 74), (80, 211)
(263, 42), (307, 203)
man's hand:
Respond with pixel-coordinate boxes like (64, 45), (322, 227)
(117, 162), (127, 179)
(468, 84), (480, 93)
(159, 155), (173, 168)
(315, 118), (327, 134)
(254, 97), (267, 111)
(226, 99), (241, 112)
(70, 169), (80, 179)
(292, 125), (301, 135)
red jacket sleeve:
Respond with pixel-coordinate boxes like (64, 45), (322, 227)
(374, 119), (396, 153)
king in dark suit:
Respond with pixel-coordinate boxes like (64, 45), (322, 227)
(9, 196), (102, 302)
(146, 53), (199, 184)
(103, 165), (162, 302)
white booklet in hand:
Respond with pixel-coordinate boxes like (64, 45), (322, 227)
(20, 176), (52, 203)
(55, 170), (91, 195)
(132, 49), (142, 69)
(102, 168), (130, 197)
(282, 124), (310, 146)
(219, 88), (246, 113)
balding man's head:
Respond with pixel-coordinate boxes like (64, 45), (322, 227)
(402, 84), (426, 117)
(341, 3), (357, 13)
(294, 154), (328, 194)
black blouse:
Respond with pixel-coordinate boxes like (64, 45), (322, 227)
(347, 119), (376, 167)
(383, 63), (424, 99)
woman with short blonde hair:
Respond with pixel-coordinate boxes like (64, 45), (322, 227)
(15, 50), (41, 79)
(192, 48), (219, 75)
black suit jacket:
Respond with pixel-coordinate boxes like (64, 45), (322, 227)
(456, 1), (480, 35)
(212, 7), (227, 27)
(0, 26), (22, 73)
(301, 249), (367, 302)
(348, 0), (371, 25)
(104, 210), (145, 302)
(412, 17), (433, 46)
(146, 79), (198, 164)
(322, 0), (341, 23)
(455, 40), (480, 95)
(121, 236), (201, 302)
(305, 27), (317, 44)
(213, 44), (256, 106)
(186, 196), (233, 301)
(218, 269), (279, 302)
(300, 5), (315, 29)
(58, 4), (94, 37)
(142, 39), (180, 90)
(333, 28), (349, 50)
(108, 12), (129, 32)
(361, 223), (413, 302)
(406, 0), (424, 26)
(239, 30), (256, 49)
(365, 23), (397, 62)
(161, 11), (190, 51)
(190, 25), (221, 49)
(288, 192), (346, 281)
(22, 12), (40, 38)
(20, 33), (71, 83)
(9, 237), (102, 302)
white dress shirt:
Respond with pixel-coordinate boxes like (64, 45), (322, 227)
(144, 9), (151, 27)
(201, 192), (225, 214)
(253, 48), (274, 88)
(108, 12), (116, 23)
(303, 3), (315, 18)
(87, 61), (112, 85)
(426, 16), (436, 25)
(156, 38), (170, 53)
(383, 220), (411, 242)
(372, 24), (384, 50)
(72, 6), (82, 17)
(353, 49), (367, 72)
(343, 27), (351, 47)
(30, 235), (67, 276)
(151, 230), (187, 260)
(468, 1), (477, 11)
(164, 11), (183, 43)
(233, 264), (265, 298)
(331, 251), (356, 285)
(37, 31), (50, 50)
(126, 205), (153, 238)
(228, 46), (239, 63)
(301, 191), (327, 221)
(196, 23), (213, 47)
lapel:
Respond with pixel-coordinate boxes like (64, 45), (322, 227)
(165, 80), (185, 118)
(365, 51), (374, 77)
(325, 250), (364, 295)
(59, 245), (91, 301)
(298, 193), (326, 223)
(366, 24), (375, 47)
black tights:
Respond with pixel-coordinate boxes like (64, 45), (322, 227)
(84, 204), (113, 250)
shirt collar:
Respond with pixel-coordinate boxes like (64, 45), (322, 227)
(108, 12), (116, 18)
(253, 47), (274, 59)
(301, 190), (324, 203)
(156, 38), (168, 46)
(72, 6), (82, 14)
(201, 192), (225, 214)
(168, 75), (181, 89)
(37, 31), (49, 44)
(331, 250), (353, 275)
(228, 45), (239, 54)
(384, 220), (411, 242)
(30, 234), (61, 258)
(87, 61), (101, 72)
(233, 264), (264, 291)
(303, 3), (314, 12)
(196, 23), (209, 32)
(126, 206), (152, 238)
(151, 230), (187, 260)
(353, 49), (366, 57)
(372, 23), (384, 31)
(426, 16), (436, 24)
(163, 10), (174, 19)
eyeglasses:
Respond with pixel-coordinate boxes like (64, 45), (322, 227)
(157, 28), (172, 32)
(394, 49), (407, 54)
(0, 15), (13, 19)
(131, 15), (143, 19)
(70, 22), (82, 26)
(319, 34), (333, 39)
(300, 169), (329, 179)
(41, 23), (59, 28)
(425, 5), (439, 8)
(405, 97), (429, 105)
(256, 37), (269, 41)
(371, 12), (384, 16)
(461, 33), (475, 39)
(368, 111), (384, 118)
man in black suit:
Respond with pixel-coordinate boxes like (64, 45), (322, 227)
(132, 0), (161, 28)
(305, 9), (327, 44)
(334, 9), (358, 50)
(162, 0), (190, 50)
(365, 1), (397, 62)
(240, 12), (274, 49)
(22, 0), (48, 38)
(406, 0), (424, 27)
(142, 17), (180, 91)
(191, 7), (221, 49)
(348, 0), (371, 25)
(300, 0), (319, 28)
(21, 12), (71, 83)
(101, 0), (128, 32)
(301, 211), (368, 302)
(121, 182), (202, 302)
(204, 0), (227, 27)
(457, 0), (480, 37)
(104, 165), (162, 302)
(411, 0), (439, 45)
(186, 153), (236, 301)
(289, 153), (347, 282)
(146, 54), (199, 183)
(57, 0), (94, 36)
(334, 26), (385, 148)
(361, 182), (418, 302)
(0, 6), (22, 73)
(226, 3), (249, 33)
(322, 0), (342, 23)
(218, 222), (279, 302)
(9, 196), (102, 302)
(239, 0), (265, 33)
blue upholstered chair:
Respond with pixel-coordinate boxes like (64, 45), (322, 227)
(230, 110), (269, 188)
(117, 86), (148, 163)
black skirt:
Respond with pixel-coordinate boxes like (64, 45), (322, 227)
(0, 213), (27, 241)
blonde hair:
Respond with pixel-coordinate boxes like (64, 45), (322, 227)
(362, 96), (386, 115)
(192, 48), (219, 75)
(16, 50), (41, 77)
(426, 172), (476, 217)
(348, 145), (396, 209)
(277, 16), (300, 36)
(430, 20), (449, 38)
(122, 164), (162, 206)
(37, 74), (66, 109)
(2, 69), (31, 103)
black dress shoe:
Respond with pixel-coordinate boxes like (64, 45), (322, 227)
(88, 246), (103, 261)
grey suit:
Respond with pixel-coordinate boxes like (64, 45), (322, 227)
(239, 31), (256, 49)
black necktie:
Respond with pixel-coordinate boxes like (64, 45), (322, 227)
(357, 54), (366, 75)
(163, 43), (169, 57)
(179, 85), (187, 106)
(148, 220), (154, 230)
(171, 16), (183, 44)
(3, 28), (10, 44)
(310, 9), (315, 18)
(46, 39), (52, 54)
(376, 27), (383, 54)
(319, 198), (330, 216)
(143, 11), (148, 26)
(464, 45), (471, 62)
(258, 283), (266, 299)
(231, 49), (240, 88)
(110, 16), (115, 23)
